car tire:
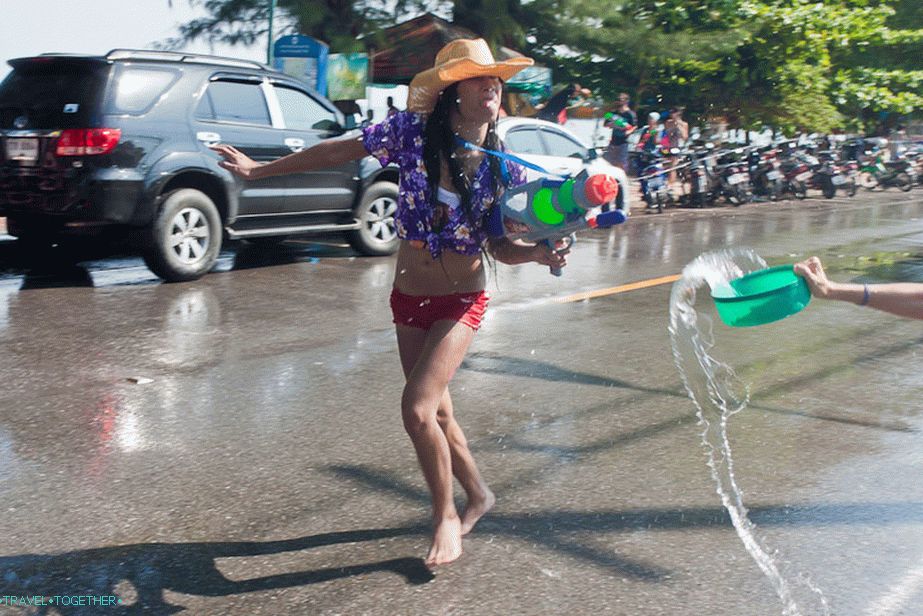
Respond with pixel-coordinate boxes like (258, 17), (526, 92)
(349, 181), (399, 256)
(142, 188), (222, 282)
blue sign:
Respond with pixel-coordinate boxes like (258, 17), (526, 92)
(273, 35), (329, 95)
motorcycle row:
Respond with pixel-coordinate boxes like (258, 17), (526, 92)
(636, 139), (923, 213)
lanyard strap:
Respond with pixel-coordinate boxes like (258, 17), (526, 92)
(454, 136), (563, 183)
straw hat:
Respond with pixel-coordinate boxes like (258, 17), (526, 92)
(407, 38), (534, 113)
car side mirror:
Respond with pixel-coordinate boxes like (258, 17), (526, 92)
(311, 120), (346, 135)
(585, 148), (598, 161)
(312, 119), (346, 135)
(343, 115), (358, 130)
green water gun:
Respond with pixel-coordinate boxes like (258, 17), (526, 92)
(604, 112), (636, 134)
(487, 169), (626, 276)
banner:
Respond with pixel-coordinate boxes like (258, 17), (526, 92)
(326, 53), (369, 101)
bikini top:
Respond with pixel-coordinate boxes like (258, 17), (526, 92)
(361, 111), (526, 259)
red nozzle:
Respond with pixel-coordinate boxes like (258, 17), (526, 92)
(583, 174), (618, 205)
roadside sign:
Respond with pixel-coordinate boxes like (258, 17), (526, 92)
(273, 35), (329, 95)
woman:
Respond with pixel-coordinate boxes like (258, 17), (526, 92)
(212, 39), (566, 566)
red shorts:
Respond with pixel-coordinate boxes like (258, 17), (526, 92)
(390, 288), (490, 332)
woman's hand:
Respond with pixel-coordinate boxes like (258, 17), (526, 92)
(531, 239), (570, 269)
(794, 256), (833, 298)
(209, 144), (264, 180)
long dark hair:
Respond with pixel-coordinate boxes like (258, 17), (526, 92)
(422, 82), (508, 234)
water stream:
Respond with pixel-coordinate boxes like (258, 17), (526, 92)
(668, 247), (829, 616)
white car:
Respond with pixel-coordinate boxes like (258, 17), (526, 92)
(496, 117), (631, 214)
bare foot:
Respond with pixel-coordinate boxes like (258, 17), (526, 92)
(425, 515), (463, 566)
(460, 488), (495, 535)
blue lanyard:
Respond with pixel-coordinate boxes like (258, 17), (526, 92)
(453, 136), (561, 183)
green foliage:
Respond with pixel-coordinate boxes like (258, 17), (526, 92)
(166, 0), (923, 133)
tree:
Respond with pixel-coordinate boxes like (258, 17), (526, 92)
(164, 0), (422, 52)
(166, 0), (922, 134)
(519, 0), (922, 134)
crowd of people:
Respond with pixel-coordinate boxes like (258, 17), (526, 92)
(601, 94), (689, 175)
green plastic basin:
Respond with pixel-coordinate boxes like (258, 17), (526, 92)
(710, 265), (811, 327)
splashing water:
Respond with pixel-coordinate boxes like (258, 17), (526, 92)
(668, 248), (829, 616)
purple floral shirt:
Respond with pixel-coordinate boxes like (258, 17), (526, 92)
(362, 111), (526, 259)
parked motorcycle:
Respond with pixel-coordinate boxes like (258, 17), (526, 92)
(794, 149), (838, 199)
(638, 150), (674, 213)
(686, 145), (718, 208)
(778, 142), (811, 200)
(714, 148), (752, 206)
(747, 145), (783, 201)
(858, 152), (913, 192)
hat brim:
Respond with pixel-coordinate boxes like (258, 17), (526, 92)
(407, 56), (534, 113)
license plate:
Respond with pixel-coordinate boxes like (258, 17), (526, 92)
(728, 173), (746, 185)
(5, 138), (39, 164)
(766, 170), (781, 181)
(796, 171), (812, 181)
(831, 174), (847, 185)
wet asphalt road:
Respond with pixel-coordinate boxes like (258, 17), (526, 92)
(1, 190), (923, 616)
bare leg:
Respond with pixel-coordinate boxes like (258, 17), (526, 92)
(397, 325), (496, 536)
(435, 389), (495, 535)
(396, 320), (477, 565)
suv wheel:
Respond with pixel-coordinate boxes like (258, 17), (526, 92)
(349, 181), (399, 256)
(142, 188), (222, 282)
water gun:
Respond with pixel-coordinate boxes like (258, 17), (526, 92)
(487, 170), (627, 276)
(604, 112), (636, 134)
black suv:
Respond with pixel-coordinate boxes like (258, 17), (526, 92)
(0, 49), (400, 281)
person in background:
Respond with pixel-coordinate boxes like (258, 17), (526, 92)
(603, 92), (637, 172)
(666, 107), (688, 149)
(638, 112), (667, 154)
(386, 96), (399, 118)
(889, 125), (908, 160)
(535, 83), (592, 125)
(665, 107), (689, 186)
(795, 256), (923, 320)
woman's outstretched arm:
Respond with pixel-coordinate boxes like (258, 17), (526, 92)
(210, 134), (368, 180)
